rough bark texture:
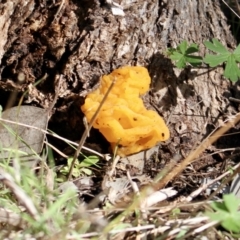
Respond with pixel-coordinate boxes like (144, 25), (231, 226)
(0, 0), (238, 163)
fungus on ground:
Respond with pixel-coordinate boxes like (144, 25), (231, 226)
(81, 66), (170, 156)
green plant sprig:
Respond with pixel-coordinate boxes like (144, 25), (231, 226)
(206, 194), (240, 233)
(204, 38), (240, 82)
(167, 40), (202, 68)
(168, 39), (240, 82)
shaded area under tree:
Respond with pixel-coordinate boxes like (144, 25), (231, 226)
(0, 0), (240, 189)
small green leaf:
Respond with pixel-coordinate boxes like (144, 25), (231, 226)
(171, 208), (181, 217)
(204, 39), (229, 54)
(168, 40), (202, 69)
(206, 194), (240, 233)
(206, 211), (226, 223)
(178, 40), (188, 54)
(203, 53), (229, 67)
(72, 168), (80, 177)
(78, 155), (99, 168)
(224, 55), (240, 82)
(175, 57), (187, 69)
(80, 168), (92, 175)
(211, 201), (228, 213)
(204, 39), (240, 82)
(169, 52), (183, 61)
(233, 44), (240, 56)
(185, 44), (199, 54)
(60, 166), (69, 174)
(223, 194), (240, 213)
(185, 55), (202, 66)
(221, 216), (240, 233)
(67, 157), (74, 166)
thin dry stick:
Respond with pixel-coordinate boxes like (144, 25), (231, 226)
(67, 78), (116, 180)
(44, 140), (68, 158)
(208, 162), (240, 200)
(0, 168), (39, 219)
(152, 113), (240, 191)
(0, 118), (106, 158)
(53, 0), (68, 23)
(185, 162), (240, 202)
(222, 0), (240, 19)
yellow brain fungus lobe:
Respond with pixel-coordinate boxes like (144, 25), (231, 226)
(81, 66), (170, 156)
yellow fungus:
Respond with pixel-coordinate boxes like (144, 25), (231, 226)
(81, 66), (170, 156)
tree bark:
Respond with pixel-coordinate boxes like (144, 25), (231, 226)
(0, 0), (237, 159)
